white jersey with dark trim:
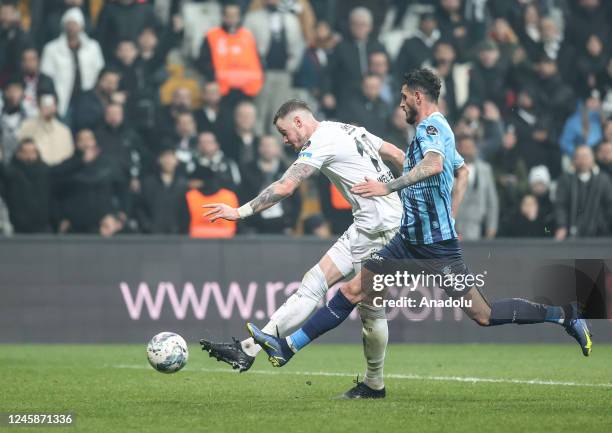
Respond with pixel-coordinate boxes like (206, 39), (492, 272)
(296, 121), (402, 233)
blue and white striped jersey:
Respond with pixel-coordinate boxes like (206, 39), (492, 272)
(400, 112), (464, 244)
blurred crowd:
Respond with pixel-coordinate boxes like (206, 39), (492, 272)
(0, 0), (611, 240)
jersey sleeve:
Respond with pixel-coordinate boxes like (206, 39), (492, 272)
(416, 120), (446, 158)
(453, 148), (465, 170)
(295, 134), (333, 170)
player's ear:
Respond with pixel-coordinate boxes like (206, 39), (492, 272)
(294, 115), (302, 128)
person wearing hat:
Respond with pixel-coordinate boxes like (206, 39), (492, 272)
(40, 7), (104, 120)
(527, 165), (555, 234)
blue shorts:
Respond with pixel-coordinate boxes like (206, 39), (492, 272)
(363, 233), (471, 297)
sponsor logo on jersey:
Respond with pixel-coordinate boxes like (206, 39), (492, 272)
(298, 152), (312, 159)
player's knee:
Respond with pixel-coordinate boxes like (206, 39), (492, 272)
(472, 313), (490, 327)
(341, 279), (363, 303)
(296, 265), (328, 301)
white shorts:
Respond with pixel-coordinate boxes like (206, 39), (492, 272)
(327, 224), (398, 279)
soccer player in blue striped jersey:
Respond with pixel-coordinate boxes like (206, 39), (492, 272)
(247, 68), (592, 398)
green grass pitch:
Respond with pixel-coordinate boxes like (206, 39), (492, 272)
(1, 344), (611, 433)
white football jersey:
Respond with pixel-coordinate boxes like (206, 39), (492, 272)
(296, 121), (402, 233)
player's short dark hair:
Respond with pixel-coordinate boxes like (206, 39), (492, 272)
(403, 68), (442, 103)
(273, 99), (312, 125)
(18, 137), (36, 147)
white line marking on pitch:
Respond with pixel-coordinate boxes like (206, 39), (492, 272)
(110, 364), (612, 388)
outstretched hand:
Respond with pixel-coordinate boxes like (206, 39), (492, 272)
(202, 203), (240, 222)
(351, 177), (390, 197)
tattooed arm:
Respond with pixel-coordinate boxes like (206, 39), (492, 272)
(203, 163), (319, 221)
(351, 152), (444, 197)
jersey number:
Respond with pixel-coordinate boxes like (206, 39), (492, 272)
(354, 135), (382, 172)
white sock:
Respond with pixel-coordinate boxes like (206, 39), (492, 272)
(360, 317), (388, 391)
(241, 292), (320, 357)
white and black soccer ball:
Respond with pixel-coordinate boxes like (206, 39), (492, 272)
(146, 332), (189, 373)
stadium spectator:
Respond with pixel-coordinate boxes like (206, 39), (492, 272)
(111, 39), (140, 104)
(303, 213), (332, 238)
(194, 81), (232, 138)
(537, 17), (574, 85)
(169, 111), (198, 167)
(575, 34), (608, 99)
(454, 101), (504, 160)
(54, 128), (125, 234)
(137, 148), (189, 234)
(527, 165), (555, 234)
(489, 18), (521, 67)
(555, 145), (612, 240)
(491, 124), (528, 231)
(528, 55), (576, 136)
(515, 3), (541, 62)
(16, 47), (56, 118)
(185, 166), (239, 238)
(94, 0), (159, 61)
(333, 0), (387, 39)
(339, 74), (390, 139)
(468, 40), (509, 110)
(394, 12), (440, 84)
(435, 0), (470, 61)
(426, 41), (469, 123)
(454, 135), (499, 240)
(220, 100), (259, 167)
(566, 0), (610, 51)
(0, 0), (29, 88)
(0, 80), (27, 163)
(240, 135), (301, 234)
(198, 2), (263, 110)
(40, 7), (105, 120)
(503, 194), (548, 238)
(17, 93), (73, 166)
(559, 93), (604, 158)
(368, 51), (396, 111)
(320, 7), (385, 114)
(248, 0), (317, 45)
(0, 138), (52, 233)
(136, 22), (183, 90)
(293, 20), (339, 105)
(596, 141), (612, 177)
(127, 21), (184, 133)
(509, 86), (561, 177)
(189, 132), (241, 192)
(94, 103), (148, 196)
(156, 86), (193, 143)
(245, 0), (305, 133)
(73, 67), (121, 132)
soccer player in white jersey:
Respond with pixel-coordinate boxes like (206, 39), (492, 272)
(199, 99), (405, 398)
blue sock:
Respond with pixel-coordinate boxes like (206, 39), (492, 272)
(544, 306), (565, 325)
(489, 298), (547, 325)
(287, 290), (356, 352)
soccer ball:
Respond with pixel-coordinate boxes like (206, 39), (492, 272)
(146, 332), (189, 373)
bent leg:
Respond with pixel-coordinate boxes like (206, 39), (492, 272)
(241, 254), (345, 357)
